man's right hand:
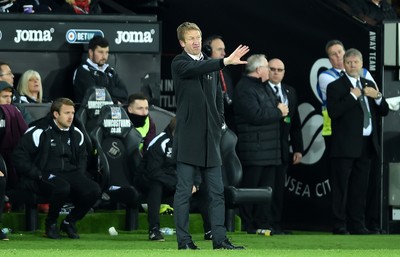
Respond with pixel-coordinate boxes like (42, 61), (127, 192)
(277, 103), (289, 117)
(351, 87), (362, 98)
(223, 45), (250, 66)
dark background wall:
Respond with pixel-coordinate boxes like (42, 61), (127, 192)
(155, 0), (377, 230)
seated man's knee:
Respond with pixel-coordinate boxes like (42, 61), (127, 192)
(49, 183), (71, 202)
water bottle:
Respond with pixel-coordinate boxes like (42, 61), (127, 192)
(160, 227), (175, 235)
(1, 228), (12, 235)
(256, 229), (272, 236)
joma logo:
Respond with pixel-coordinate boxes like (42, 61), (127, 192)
(115, 29), (155, 44)
(14, 28), (54, 43)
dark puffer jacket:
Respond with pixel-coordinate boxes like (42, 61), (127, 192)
(233, 75), (282, 166)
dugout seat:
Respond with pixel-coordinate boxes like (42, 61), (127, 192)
(221, 128), (273, 232)
(148, 105), (176, 135)
(76, 87), (114, 177)
(90, 104), (142, 230)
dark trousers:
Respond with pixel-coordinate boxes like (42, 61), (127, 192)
(365, 155), (381, 231)
(192, 184), (211, 233)
(174, 162), (225, 247)
(0, 177), (5, 222)
(240, 165), (276, 232)
(331, 137), (373, 232)
(107, 186), (138, 206)
(144, 180), (174, 230)
(38, 170), (101, 226)
(270, 163), (288, 231)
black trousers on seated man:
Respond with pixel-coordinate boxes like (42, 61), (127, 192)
(38, 170), (100, 226)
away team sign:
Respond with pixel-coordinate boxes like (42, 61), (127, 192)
(0, 20), (160, 53)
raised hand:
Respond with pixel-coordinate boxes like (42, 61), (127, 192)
(223, 45), (250, 66)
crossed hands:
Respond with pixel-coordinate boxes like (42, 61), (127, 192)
(351, 86), (380, 99)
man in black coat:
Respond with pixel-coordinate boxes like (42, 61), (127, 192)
(171, 21), (248, 250)
(233, 54), (288, 234)
(267, 58), (304, 234)
(73, 36), (128, 104)
(202, 35), (235, 130)
(327, 48), (389, 235)
(13, 98), (101, 239)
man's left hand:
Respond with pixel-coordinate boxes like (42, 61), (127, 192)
(293, 152), (302, 165)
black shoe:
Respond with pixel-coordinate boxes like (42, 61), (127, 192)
(349, 228), (370, 235)
(60, 220), (80, 239)
(213, 238), (245, 250)
(149, 227), (165, 241)
(273, 229), (292, 235)
(332, 227), (349, 235)
(367, 227), (381, 234)
(204, 230), (212, 240)
(0, 231), (9, 241)
(45, 224), (61, 239)
(178, 241), (200, 250)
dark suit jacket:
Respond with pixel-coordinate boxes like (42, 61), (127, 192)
(278, 83), (304, 163)
(171, 51), (224, 167)
(327, 75), (389, 158)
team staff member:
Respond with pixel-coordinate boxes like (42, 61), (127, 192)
(13, 98), (101, 239)
(267, 58), (303, 235)
(202, 35), (235, 129)
(126, 93), (156, 154)
(171, 21), (247, 250)
(73, 36), (128, 104)
(327, 48), (389, 235)
(233, 54), (288, 234)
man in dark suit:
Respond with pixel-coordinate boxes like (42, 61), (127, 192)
(327, 48), (389, 235)
(171, 21), (248, 250)
(267, 58), (304, 235)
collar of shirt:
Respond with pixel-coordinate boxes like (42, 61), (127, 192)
(334, 68), (345, 76)
(268, 81), (281, 89)
(345, 74), (360, 88)
(187, 52), (204, 61)
(86, 58), (110, 73)
(52, 119), (71, 131)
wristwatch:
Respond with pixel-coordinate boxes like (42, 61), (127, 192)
(376, 92), (382, 99)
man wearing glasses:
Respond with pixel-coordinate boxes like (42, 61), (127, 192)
(267, 58), (303, 235)
(0, 62), (14, 88)
(0, 62), (33, 124)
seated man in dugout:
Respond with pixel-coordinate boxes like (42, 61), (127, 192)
(125, 93), (156, 154)
(13, 97), (101, 239)
(134, 117), (211, 242)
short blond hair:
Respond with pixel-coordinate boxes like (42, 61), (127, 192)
(176, 22), (202, 42)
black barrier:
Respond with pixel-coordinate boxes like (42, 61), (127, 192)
(0, 14), (161, 103)
(0, 14), (161, 53)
